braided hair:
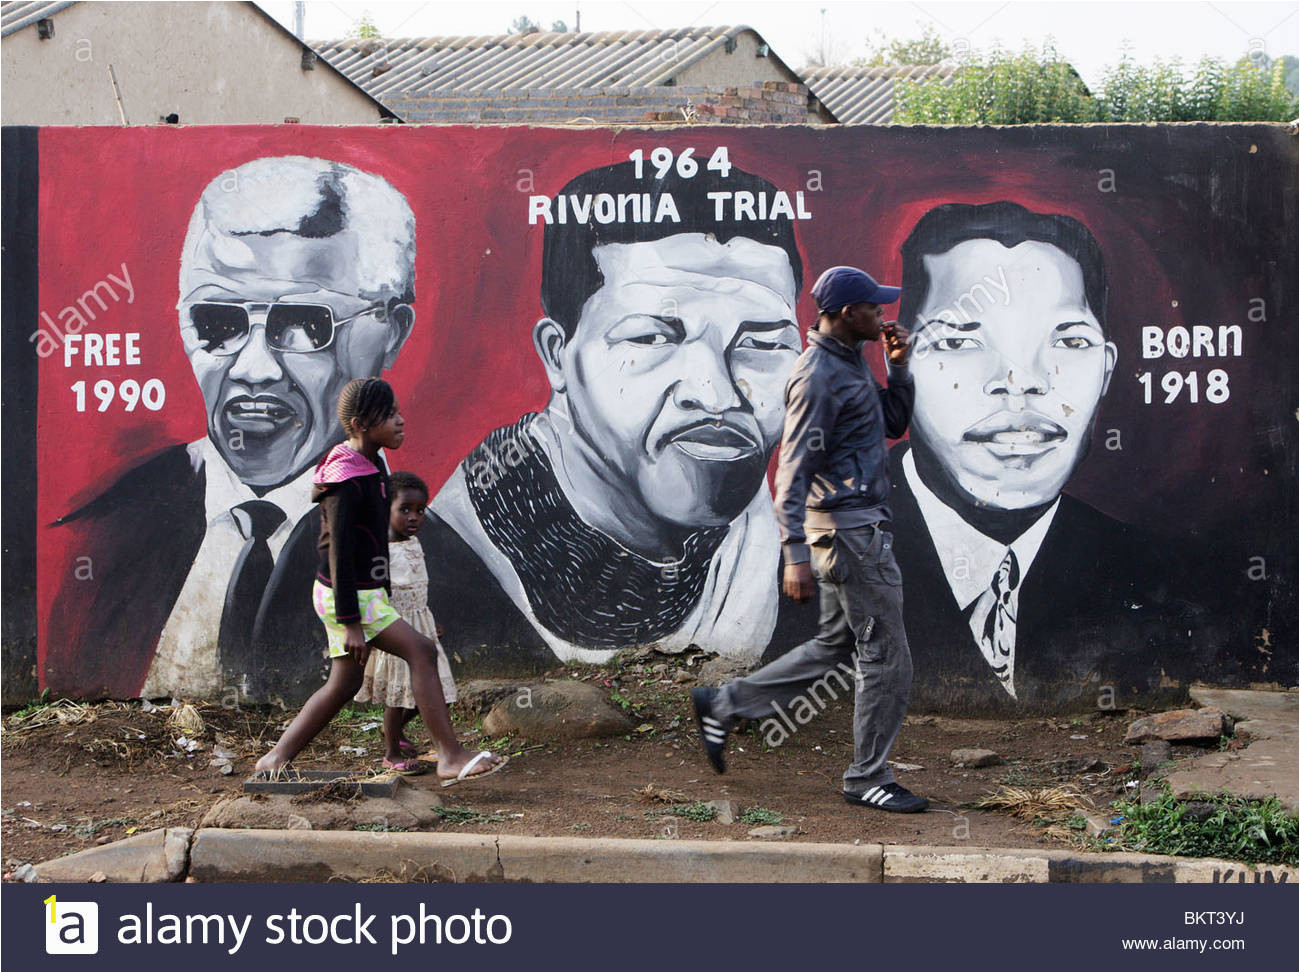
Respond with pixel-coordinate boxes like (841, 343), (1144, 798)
(337, 377), (396, 439)
(388, 471), (429, 505)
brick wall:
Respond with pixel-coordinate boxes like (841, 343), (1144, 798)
(386, 81), (821, 125)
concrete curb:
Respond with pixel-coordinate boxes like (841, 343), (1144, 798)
(880, 844), (1295, 883)
(30, 829), (1297, 884)
(33, 828), (192, 883)
(189, 830), (885, 883)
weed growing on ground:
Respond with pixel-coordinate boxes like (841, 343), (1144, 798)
(1107, 791), (1298, 866)
(999, 768), (1037, 787)
(1062, 812), (1089, 832)
(8, 689), (52, 723)
(609, 690), (633, 711)
(644, 802), (717, 822)
(432, 807), (510, 825)
(739, 807), (783, 826)
(73, 816), (137, 838)
(353, 822), (409, 832)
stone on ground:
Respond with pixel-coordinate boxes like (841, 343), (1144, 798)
(705, 799), (736, 825)
(1139, 740), (1173, 770)
(696, 656), (751, 686)
(482, 681), (635, 741)
(1123, 708), (1227, 744)
(951, 748), (1003, 768)
(1075, 807), (1115, 838)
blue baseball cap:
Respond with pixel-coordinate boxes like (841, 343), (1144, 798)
(811, 266), (900, 312)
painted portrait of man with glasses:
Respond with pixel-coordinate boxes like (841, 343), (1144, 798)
(44, 156), (416, 702)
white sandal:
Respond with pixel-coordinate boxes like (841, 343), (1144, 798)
(440, 751), (509, 788)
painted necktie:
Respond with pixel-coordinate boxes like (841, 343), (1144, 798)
(969, 547), (1020, 698)
(219, 500), (286, 674)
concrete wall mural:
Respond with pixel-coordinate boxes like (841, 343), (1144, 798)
(3, 123), (1295, 713)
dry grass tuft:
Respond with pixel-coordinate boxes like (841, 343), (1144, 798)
(5, 699), (134, 732)
(976, 784), (1093, 820)
(632, 782), (691, 804)
(165, 702), (206, 738)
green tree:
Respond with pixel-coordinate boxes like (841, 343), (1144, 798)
(551, 20), (569, 33)
(509, 15), (541, 35)
(895, 43), (1299, 124)
(858, 25), (950, 67)
(1092, 52), (1297, 122)
(349, 12), (380, 39)
(896, 44), (1095, 124)
(1279, 55), (1299, 97)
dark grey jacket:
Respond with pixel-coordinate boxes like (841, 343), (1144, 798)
(774, 329), (914, 563)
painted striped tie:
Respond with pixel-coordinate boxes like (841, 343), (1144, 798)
(968, 548), (1020, 699)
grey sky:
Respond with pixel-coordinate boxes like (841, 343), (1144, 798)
(259, 0), (1298, 88)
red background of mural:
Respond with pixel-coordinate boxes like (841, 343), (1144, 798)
(35, 125), (1295, 676)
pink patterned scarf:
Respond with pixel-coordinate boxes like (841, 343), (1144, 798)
(313, 443), (380, 486)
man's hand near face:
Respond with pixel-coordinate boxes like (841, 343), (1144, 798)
(882, 322), (911, 366)
(783, 560), (815, 603)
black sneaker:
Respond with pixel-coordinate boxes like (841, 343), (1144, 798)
(843, 782), (929, 813)
(691, 686), (731, 774)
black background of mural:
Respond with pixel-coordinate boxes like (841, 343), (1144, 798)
(2, 127), (40, 702)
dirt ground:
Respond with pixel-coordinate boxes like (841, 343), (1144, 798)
(1, 653), (1201, 873)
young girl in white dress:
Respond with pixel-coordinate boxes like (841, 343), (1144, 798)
(355, 470), (458, 773)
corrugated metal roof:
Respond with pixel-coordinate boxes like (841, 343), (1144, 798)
(313, 26), (767, 97)
(801, 64), (956, 124)
(1, 0), (77, 37)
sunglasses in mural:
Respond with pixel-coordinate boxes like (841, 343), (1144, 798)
(181, 299), (390, 355)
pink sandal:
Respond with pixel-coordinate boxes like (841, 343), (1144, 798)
(382, 757), (428, 776)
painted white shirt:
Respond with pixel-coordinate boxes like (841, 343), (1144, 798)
(433, 418), (781, 665)
(139, 438), (315, 699)
(902, 449), (1058, 694)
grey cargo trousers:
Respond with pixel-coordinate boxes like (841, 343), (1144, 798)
(714, 523), (913, 793)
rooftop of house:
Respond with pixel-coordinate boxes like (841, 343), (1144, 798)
(800, 64), (958, 124)
(313, 25), (798, 97)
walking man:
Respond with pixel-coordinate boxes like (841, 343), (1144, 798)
(691, 265), (928, 813)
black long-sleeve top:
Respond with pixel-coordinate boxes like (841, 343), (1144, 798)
(312, 454), (391, 624)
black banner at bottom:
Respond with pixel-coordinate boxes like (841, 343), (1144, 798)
(4, 881), (1296, 972)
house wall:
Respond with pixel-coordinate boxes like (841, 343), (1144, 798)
(669, 30), (798, 89)
(0, 1), (384, 124)
(3, 123), (1294, 713)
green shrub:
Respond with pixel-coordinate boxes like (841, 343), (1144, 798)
(1108, 792), (1298, 866)
(739, 807), (783, 826)
(644, 802), (717, 822)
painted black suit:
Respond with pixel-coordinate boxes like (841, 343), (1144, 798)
(888, 443), (1223, 712)
(44, 444), (545, 701)
(46, 446), (319, 701)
